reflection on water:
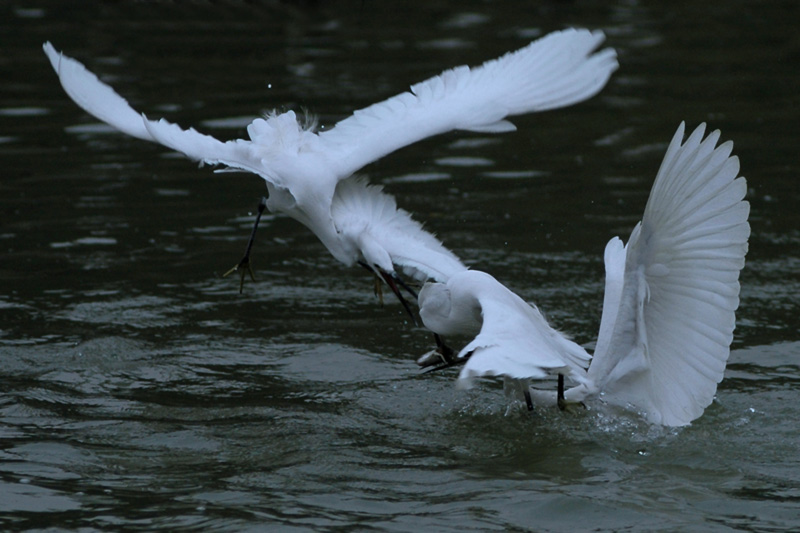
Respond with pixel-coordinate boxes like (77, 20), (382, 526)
(2, 0), (800, 530)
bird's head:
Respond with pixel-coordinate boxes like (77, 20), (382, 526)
(419, 282), (452, 321)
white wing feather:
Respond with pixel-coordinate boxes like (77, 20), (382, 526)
(43, 42), (289, 184)
(44, 34), (617, 225)
(331, 177), (467, 281)
(590, 122), (750, 426)
(592, 236), (627, 373)
(43, 42), (154, 141)
(449, 271), (591, 387)
(320, 28), (618, 178)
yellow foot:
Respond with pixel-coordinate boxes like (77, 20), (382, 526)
(557, 397), (587, 414)
(223, 257), (255, 294)
(373, 275), (384, 305)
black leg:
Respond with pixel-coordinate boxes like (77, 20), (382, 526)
(358, 261), (418, 325)
(377, 270), (418, 325)
(433, 333), (457, 364)
(224, 197), (267, 294)
(555, 374), (585, 412)
(524, 390), (534, 412)
(557, 373), (566, 411)
(392, 274), (418, 301)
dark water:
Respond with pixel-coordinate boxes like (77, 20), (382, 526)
(2, 0), (800, 530)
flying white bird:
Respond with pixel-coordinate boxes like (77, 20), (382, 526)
(418, 123), (750, 426)
(43, 29), (617, 301)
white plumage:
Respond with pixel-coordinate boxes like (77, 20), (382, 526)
(44, 32), (748, 427)
(331, 177), (466, 283)
(581, 122), (750, 425)
(43, 29), (617, 286)
(319, 29), (619, 179)
(419, 123), (750, 426)
(419, 270), (591, 385)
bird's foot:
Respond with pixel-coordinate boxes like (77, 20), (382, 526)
(556, 373), (586, 413)
(358, 263), (417, 322)
(224, 196), (267, 294)
(223, 256), (256, 294)
(373, 275), (385, 305)
(557, 397), (587, 414)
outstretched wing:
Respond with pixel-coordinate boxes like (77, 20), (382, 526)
(590, 122), (750, 426)
(453, 272), (591, 388)
(331, 177), (466, 282)
(43, 42), (278, 184)
(319, 29), (618, 178)
(44, 42), (153, 141)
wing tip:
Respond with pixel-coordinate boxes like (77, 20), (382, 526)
(42, 41), (61, 72)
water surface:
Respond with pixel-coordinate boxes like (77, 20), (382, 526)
(2, 1), (799, 530)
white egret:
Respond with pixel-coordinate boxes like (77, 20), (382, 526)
(418, 123), (750, 426)
(43, 29), (617, 302)
(418, 269), (592, 407)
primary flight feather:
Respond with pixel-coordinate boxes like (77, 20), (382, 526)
(419, 123), (750, 426)
(579, 122), (750, 426)
(43, 29), (617, 291)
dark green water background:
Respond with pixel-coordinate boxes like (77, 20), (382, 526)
(2, 1), (799, 531)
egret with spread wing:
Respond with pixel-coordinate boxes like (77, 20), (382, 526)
(418, 123), (750, 426)
(418, 269), (592, 409)
(43, 29), (617, 303)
